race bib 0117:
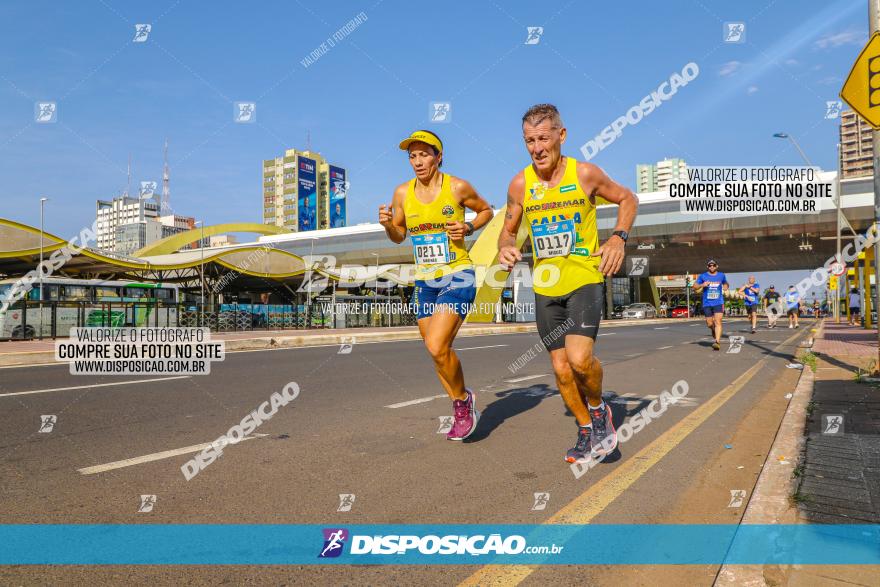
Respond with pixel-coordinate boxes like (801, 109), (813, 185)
(531, 220), (575, 259)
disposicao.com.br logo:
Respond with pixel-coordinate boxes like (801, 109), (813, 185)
(318, 528), (563, 558)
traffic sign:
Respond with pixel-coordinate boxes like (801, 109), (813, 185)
(841, 32), (880, 128)
(831, 261), (846, 277)
(829, 275), (838, 291)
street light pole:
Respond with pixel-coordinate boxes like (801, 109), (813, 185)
(772, 132), (814, 167)
(307, 237), (316, 328)
(195, 221), (205, 326)
(39, 197), (48, 339)
(836, 143), (843, 323)
(371, 253), (380, 298)
(871, 0), (880, 373)
(370, 252), (380, 327)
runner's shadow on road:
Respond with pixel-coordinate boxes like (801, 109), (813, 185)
(739, 338), (809, 361)
(464, 384), (558, 443)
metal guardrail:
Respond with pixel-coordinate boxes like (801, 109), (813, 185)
(0, 299), (425, 340)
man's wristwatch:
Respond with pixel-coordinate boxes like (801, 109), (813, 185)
(612, 230), (628, 243)
(465, 221), (475, 236)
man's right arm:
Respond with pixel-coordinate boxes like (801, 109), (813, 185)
(498, 173), (525, 270)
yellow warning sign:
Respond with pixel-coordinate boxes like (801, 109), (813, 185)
(841, 32), (880, 129)
(830, 275), (838, 291)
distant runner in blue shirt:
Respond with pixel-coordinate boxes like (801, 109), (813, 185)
(694, 258), (729, 351)
(785, 285), (800, 329)
(738, 276), (761, 334)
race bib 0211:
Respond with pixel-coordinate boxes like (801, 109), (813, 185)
(531, 220), (575, 259)
(411, 232), (450, 265)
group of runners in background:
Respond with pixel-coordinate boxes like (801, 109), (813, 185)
(693, 262), (808, 352)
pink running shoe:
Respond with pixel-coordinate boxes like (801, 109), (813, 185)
(447, 389), (480, 441)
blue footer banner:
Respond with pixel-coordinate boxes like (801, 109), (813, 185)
(1, 524), (878, 565)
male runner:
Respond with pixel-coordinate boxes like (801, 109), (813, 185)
(785, 285), (800, 328)
(498, 104), (638, 463)
(693, 259), (728, 350)
(764, 285), (780, 328)
(738, 276), (761, 334)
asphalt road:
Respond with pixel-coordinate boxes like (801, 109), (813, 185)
(0, 318), (813, 586)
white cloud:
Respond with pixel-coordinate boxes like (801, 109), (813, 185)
(816, 76), (841, 86)
(747, 85), (759, 95)
(719, 61), (742, 77)
(815, 29), (864, 49)
(784, 58), (799, 66)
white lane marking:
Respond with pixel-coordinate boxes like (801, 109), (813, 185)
(385, 394), (448, 408)
(597, 333), (616, 336)
(0, 376), (192, 399)
(504, 374), (550, 383)
(454, 344), (509, 351)
(657, 345), (674, 350)
(625, 353), (642, 358)
(77, 434), (269, 475)
(654, 327), (669, 330)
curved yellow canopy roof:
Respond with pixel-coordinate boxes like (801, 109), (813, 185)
(135, 222), (290, 256)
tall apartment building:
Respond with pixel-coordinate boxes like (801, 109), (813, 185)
(262, 149), (348, 231)
(636, 158), (688, 192)
(840, 110), (873, 179)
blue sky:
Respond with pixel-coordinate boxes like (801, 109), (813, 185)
(0, 0), (868, 296)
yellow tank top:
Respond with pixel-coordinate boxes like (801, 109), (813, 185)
(405, 173), (472, 281)
(523, 157), (603, 297)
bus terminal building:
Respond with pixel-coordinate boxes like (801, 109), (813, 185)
(0, 170), (867, 336)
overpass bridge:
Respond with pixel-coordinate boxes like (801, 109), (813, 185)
(260, 171), (867, 275)
(0, 171), (873, 322)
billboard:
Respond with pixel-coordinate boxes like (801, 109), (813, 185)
(329, 165), (347, 229)
(297, 156), (317, 232)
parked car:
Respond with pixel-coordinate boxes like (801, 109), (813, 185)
(611, 305), (625, 319)
(670, 306), (691, 318)
(622, 303), (657, 319)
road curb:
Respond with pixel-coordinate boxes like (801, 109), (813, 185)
(714, 324), (819, 587)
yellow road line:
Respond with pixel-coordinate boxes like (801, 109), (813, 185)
(457, 328), (805, 587)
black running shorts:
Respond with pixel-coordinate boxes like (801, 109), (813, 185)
(535, 283), (604, 351)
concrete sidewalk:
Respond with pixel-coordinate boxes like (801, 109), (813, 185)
(798, 321), (880, 524)
(716, 321), (879, 586)
(0, 316), (712, 366)
(784, 321), (880, 587)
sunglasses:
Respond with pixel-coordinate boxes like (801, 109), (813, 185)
(707, 263), (717, 267)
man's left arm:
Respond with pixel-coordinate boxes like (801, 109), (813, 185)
(578, 162), (639, 276)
